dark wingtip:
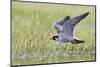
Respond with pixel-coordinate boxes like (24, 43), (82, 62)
(76, 12), (89, 21)
(66, 16), (70, 19)
(84, 12), (89, 16)
(86, 12), (89, 15)
(64, 16), (70, 21)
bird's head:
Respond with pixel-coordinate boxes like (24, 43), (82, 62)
(50, 35), (59, 40)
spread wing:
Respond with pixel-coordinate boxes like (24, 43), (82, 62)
(68, 12), (89, 27)
(53, 16), (70, 33)
(62, 12), (89, 37)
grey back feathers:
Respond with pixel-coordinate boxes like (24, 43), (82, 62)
(52, 12), (89, 44)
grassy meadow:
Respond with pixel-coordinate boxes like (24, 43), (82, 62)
(12, 1), (96, 66)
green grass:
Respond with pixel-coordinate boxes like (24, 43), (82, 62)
(12, 1), (96, 66)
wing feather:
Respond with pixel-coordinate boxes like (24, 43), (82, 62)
(53, 16), (70, 33)
(62, 12), (89, 36)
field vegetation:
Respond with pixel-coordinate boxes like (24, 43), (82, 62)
(12, 1), (96, 66)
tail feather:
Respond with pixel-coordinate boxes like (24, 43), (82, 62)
(71, 39), (85, 44)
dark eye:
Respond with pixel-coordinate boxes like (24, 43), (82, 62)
(55, 36), (58, 38)
(52, 36), (58, 40)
